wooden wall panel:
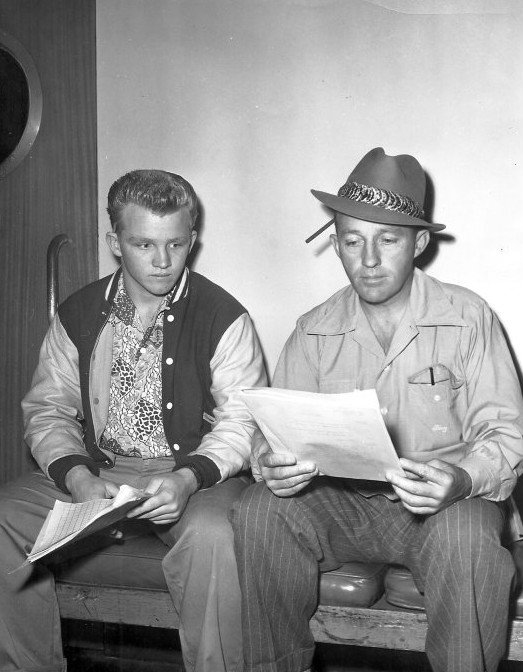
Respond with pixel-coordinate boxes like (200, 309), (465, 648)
(0, 0), (98, 481)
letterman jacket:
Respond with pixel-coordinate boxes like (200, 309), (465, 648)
(22, 269), (267, 492)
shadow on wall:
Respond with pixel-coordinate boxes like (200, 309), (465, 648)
(185, 200), (271, 377)
(416, 171), (454, 270)
(502, 325), (523, 391)
(187, 201), (205, 269)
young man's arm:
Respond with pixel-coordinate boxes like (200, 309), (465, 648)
(22, 316), (108, 496)
(176, 312), (268, 484)
(129, 312), (268, 523)
(255, 321), (320, 497)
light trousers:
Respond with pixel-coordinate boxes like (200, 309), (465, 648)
(231, 478), (515, 672)
(0, 456), (247, 672)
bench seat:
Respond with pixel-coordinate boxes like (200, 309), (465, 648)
(51, 525), (523, 659)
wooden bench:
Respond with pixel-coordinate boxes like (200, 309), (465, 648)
(51, 526), (523, 663)
(54, 582), (523, 658)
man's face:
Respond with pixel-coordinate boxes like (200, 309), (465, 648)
(330, 214), (429, 308)
(106, 203), (197, 306)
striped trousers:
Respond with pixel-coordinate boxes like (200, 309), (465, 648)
(230, 478), (515, 672)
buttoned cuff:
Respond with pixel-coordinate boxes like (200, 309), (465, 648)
(48, 455), (101, 494)
(172, 454), (221, 490)
(458, 455), (501, 500)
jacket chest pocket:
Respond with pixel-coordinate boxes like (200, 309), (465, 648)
(407, 364), (464, 442)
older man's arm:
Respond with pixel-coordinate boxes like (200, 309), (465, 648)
(388, 302), (523, 512)
(454, 302), (523, 501)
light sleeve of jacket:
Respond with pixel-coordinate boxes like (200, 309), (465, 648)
(22, 314), (93, 477)
(179, 312), (268, 486)
(457, 304), (523, 500)
(250, 427), (270, 481)
(247, 320), (320, 480)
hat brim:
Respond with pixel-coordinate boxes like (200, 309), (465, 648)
(311, 189), (446, 233)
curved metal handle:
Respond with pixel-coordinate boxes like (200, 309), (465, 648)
(47, 234), (71, 324)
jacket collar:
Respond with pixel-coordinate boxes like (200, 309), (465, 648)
(103, 267), (190, 307)
(307, 268), (468, 336)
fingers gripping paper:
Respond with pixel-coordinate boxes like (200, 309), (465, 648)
(240, 387), (402, 480)
(20, 484), (149, 567)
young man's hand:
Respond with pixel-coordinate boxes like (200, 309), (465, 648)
(127, 469), (199, 525)
(258, 451), (318, 497)
(385, 458), (473, 515)
(65, 465), (119, 502)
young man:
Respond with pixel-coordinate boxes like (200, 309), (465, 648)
(232, 148), (523, 672)
(0, 170), (266, 672)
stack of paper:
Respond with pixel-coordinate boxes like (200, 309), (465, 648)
(241, 387), (402, 481)
(24, 484), (149, 566)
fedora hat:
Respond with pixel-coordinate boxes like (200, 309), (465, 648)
(306, 147), (445, 243)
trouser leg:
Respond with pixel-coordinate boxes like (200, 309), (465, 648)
(0, 472), (70, 672)
(230, 478), (420, 672)
(231, 481), (324, 672)
(418, 498), (514, 672)
(157, 476), (249, 672)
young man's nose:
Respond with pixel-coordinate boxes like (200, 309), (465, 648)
(153, 247), (171, 268)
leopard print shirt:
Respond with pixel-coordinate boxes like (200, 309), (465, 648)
(99, 276), (173, 459)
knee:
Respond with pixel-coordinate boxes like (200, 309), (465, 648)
(230, 481), (303, 561)
(422, 499), (510, 574)
(0, 484), (25, 530)
(0, 485), (37, 560)
(229, 481), (279, 538)
(181, 500), (237, 553)
(162, 506), (238, 583)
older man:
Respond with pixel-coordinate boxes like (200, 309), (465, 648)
(0, 169), (266, 672)
(232, 148), (523, 672)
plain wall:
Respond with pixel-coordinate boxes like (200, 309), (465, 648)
(97, 0), (523, 375)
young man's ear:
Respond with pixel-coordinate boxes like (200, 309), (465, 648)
(189, 230), (198, 253)
(414, 229), (430, 259)
(106, 231), (122, 259)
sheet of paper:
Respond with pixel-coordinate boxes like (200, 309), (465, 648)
(241, 387), (402, 481)
(24, 484), (149, 565)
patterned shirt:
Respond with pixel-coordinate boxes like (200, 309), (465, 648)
(99, 275), (175, 458)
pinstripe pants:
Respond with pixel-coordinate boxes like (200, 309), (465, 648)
(230, 478), (515, 672)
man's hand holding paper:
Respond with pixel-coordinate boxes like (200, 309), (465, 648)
(128, 469), (200, 524)
(241, 387), (404, 485)
(386, 457), (473, 515)
(258, 449), (319, 497)
(65, 465), (120, 503)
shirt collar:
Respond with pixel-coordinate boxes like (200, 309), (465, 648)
(408, 268), (468, 328)
(111, 267), (189, 323)
(172, 267), (189, 303)
(307, 268), (468, 336)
